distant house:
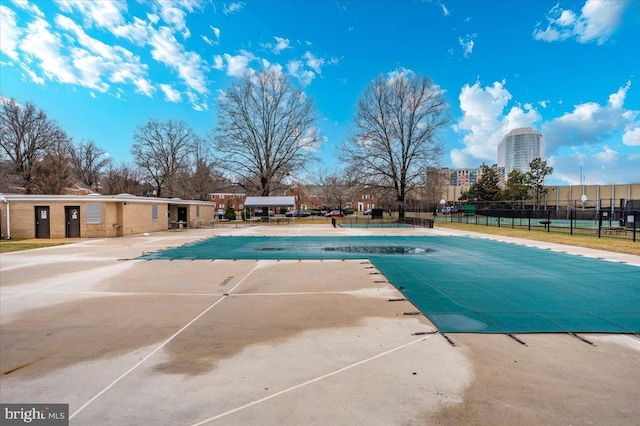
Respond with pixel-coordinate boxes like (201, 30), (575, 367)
(210, 192), (246, 212)
(284, 184), (380, 212)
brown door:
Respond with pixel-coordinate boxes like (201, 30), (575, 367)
(177, 207), (187, 224)
(65, 206), (81, 238)
(35, 206), (50, 238)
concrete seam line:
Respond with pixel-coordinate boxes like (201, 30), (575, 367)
(189, 334), (435, 426)
(69, 261), (262, 420)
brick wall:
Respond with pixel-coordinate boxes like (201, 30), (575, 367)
(0, 200), (209, 239)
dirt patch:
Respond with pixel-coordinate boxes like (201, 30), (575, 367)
(236, 260), (387, 294)
(154, 292), (412, 376)
(0, 294), (218, 379)
(426, 334), (640, 425)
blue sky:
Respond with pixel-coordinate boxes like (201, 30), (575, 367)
(1, 0), (639, 186)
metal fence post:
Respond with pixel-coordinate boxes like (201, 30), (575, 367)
(598, 210), (602, 239)
(547, 210), (551, 233)
(570, 209), (574, 236)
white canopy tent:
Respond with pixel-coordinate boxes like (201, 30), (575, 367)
(244, 196), (296, 220)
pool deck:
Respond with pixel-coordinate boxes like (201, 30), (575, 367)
(1, 224), (639, 425)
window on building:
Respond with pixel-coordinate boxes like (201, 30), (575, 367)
(196, 205), (200, 218)
(86, 202), (102, 224)
(152, 204), (158, 220)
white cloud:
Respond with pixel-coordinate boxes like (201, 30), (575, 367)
(223, 2), (244, 15)
(112, 17), (150, 46)
(147, 13), (160, 24)
(533, 0), (629, 45)
(548, 148), (638, 185)
(212, 54), (224, 70)
(303, 51), (324, 74)
(458, 33), (476, 58)
(70, 48), (109, 92)
(452, 80), (541, 167)
(0, 6), (20, 60)
(541, 82), (638, 153)
(224, 52), (251, 77)
(201, 35), (214, 46)
(622, 124), (640, 146)
(52, 14), (153, 95)
(210, 25), (221, 41)
(53, 0), (126, 30)
(287, 60), (314, 86)
(261, 58), (283, 75)
(441, 4), (449, 17)
(538, 100), (550, 108)
(608, 80), (630, 109)
(159, 83), (182, 102)
(19, 17), (77, 84)
(273, 36), (291, 54)
(148, 26), (208, 93)
(11, 0), (44, 17)
(22, 66), (44, 85)
(159, 5), (190, 38)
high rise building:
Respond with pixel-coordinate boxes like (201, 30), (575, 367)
(441, 164), (505, 187)
(497, 128), (543, 176)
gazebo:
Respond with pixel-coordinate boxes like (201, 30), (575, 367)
(244, 196), (296, 221)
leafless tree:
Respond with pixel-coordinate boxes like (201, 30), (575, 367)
(131, 119), (193, 198)
(102, 162), (144, 195)
(0, 97), (69, 193)
(70, 140), (112, 192)
(213, 69), (319, 196)
(313, 167), (358, 211)
(31, 140), (74, 194)
(343, 70), (448, 219)
(173, 136), (217, 201)
(423, 166), (448, 212)
(0, 160), (22, 192)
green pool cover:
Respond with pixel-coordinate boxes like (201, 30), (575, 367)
(141, 236), (640, 334)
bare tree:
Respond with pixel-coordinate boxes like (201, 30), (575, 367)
(102, 162), (144, 195)
(174, 136), (216, 201)
(131, 119), (193, 198)
(213, 69), (319, 196)
(423, 166), (448, 212)
(70, 140), (112, 192)
(0, 97), (69, 193)
(343, 70), (448, 219)
(31, 140), (74, 194)
(313, 167), (358, 211)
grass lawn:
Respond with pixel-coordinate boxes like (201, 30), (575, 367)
(0, 239), (69, 253)
(435, 221), (640, 256)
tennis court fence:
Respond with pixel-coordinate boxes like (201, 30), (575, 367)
(435, 207), (638, 242)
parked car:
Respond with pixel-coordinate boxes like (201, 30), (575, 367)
(285, 209), (311, 217)
(363, 208), (372, 215)
(324, 210), (344, 217)
(252, 209), (274, 217)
